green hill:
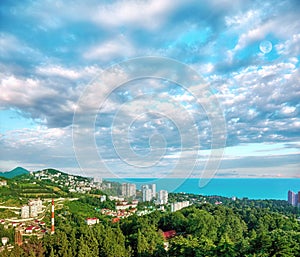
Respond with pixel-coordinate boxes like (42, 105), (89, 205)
(0, 166), (29, 178)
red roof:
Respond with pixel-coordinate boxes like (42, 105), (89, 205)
(86, 217), (98, 220)
(26, 225), (35, 231)
(163, 230), (176, 239)
(112, 217), (120, 223)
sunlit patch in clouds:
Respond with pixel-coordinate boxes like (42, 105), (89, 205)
(0, 0), (299, 177)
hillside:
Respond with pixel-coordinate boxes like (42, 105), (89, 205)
(0, 166), (29, 178)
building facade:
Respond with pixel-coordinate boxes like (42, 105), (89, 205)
(142, 185), (153, 202)
(151, 184), (156, 199)
(21, 205), (30, 219)
(170, 201), (190, 212)
(122, 183), (136, 197)
(158, 190), (168, 204)
(288, 190), (299, 207)
(0, 180), (7, 186)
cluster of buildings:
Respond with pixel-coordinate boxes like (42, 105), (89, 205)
(100, 199), (139, 219)
(101, 207), (137, 219)
(170, 201), (190, 212)
(121, 183), (168, 204)
(288, 190), (300, 207)
(142, 184), (156, 202)
(116, 200), (138, 210)
(1, 219), (46, 234)
(21, 198), (43, 219)
(33, 169), (103, 194)
(121, 183), (136, 197)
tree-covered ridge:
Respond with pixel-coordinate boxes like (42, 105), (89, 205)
(1, 196), (299, 257)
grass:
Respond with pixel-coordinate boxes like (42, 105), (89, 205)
(65, 200), (101, 218)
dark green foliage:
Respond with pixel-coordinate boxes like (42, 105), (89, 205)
(1, 195), (300, 256)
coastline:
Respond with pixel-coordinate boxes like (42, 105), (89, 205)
(106, 177), (300, 200)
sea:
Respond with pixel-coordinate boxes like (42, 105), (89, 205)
(106, 178), (300, 200)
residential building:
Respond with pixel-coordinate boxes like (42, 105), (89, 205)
(85, 217), (99, 226)
(121, 183), (136, 197)
(158, 190), (168, 204)
(0, 180), (7, 186)
(115, 201), (138, 210)
(142, 185), (153, 202)
(21, 205), (30, 219)
(170, 201), (190, 212)
(28, 198), (43, 213)
(151, 184), (156, 199)
(93, 177), (102, 184)
(141, 184), (157, 202)
(30, 204), (38, 218)
(288, 190), (299, 207)
(109, 196), (124, 201)
(25, 226), (35, 234)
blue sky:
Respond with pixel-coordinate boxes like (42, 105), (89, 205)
(0, 0), (299, 178)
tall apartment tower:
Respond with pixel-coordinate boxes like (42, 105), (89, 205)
(121, 183), (136, 197)
(288, 190), (296, 206)
(142, 185), (152, 202)
(287, 190), (299, 207)
(151, 184), (156, 199)
(158, 190), (168, 204)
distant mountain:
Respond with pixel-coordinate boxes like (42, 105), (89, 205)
(38, 168), (68, 176)
(35, 168), (87, 180)
(0, 167), (30, 178)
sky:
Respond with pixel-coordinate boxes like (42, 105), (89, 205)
(0, 0), (299, 179)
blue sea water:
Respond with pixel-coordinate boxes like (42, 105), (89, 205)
(107, 178), (300, 200)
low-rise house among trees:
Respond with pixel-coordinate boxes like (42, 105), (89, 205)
(85, 217), (99, 226)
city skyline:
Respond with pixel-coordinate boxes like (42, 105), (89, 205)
(0, 1), (299, 178)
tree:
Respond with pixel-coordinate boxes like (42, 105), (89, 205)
(78, 235), (92, 257)
(215, 234), (236, 257)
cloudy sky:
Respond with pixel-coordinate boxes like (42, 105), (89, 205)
(0, 0), (299, 179)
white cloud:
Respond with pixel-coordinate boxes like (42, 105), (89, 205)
(276, 33), (300, 56)
(20, 0), (179, 31)
(281, 106), (296, 115)
(0, 75), (55, 106)
(228, 10), (300, 59)
(83, 37), (135, 61)
(37, 66), (80, 80)
(90, 0), (177, 29)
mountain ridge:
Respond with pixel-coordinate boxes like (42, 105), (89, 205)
(0, 166), (30, 178)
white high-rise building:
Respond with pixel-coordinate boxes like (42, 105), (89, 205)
(26, 198), (43, 218)
(122, 183), (136, 197)
(170, 201), (190, 212)
(158, 190), (168, 204)
(29, 204), (38, 218)
(141, 183), (158, 202)
(93, 177), (102, 184)
(288, 190), (299, 207)
(151, 184), (156, 199)
(21, 205), (30, 219)
(142, 185), (153, 202)
(28, 198), (43, 212)
(122, 183), (127, 196)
